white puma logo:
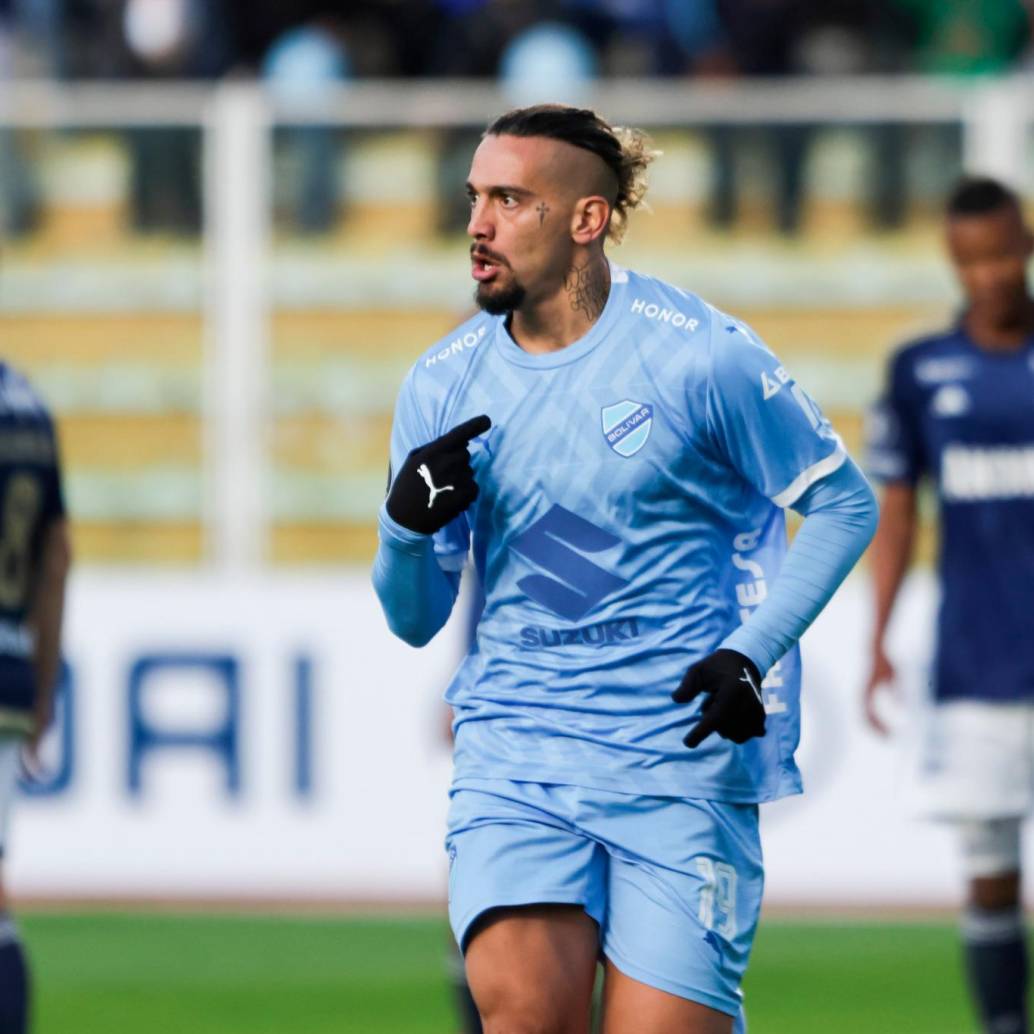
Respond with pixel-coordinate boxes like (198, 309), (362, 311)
(740, 668), (763, 706)
(417, 463), (454, 509)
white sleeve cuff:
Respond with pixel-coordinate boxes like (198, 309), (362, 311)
(769, 443), (847, 509)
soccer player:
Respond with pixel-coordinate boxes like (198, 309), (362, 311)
(0, 362), (70, 1034)
(374, 104), (877, 1034)
(866, 176), (1034, 1034)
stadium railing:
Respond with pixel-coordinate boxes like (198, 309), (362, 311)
(1, 76), (1030, 569)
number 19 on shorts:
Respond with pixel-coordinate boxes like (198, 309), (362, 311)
(696, 856), (738, 939)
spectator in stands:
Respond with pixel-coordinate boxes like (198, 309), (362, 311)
(429, 0), (539, 233)
(262, 19), (350, 235)
(224, 0), (395, 74)
(0, 0), (42, 237)
(685, 0), (811, 236)
(429, 0), (600, 234)
(691, 0), (914, 236)
(888, 0), (1031, 205)
(893, 0), (1030, 75)
(498, 20), (597, 107)
(121, 0), (234, 235)
(564, 0), (687, 75)
(42, 0), (136, 79)
(792, 1), (914, 232)
(226, 1), (411, 234)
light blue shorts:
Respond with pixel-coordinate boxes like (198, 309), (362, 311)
(445, 778), (763, 1021)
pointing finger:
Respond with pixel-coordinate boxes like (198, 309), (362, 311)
(436, 414), (492, 449)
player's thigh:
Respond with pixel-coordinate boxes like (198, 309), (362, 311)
(915, 701), (1034, 820)
(601, 959), (733, 1034)
(599, 797), (762, 1025)
(466, 904), (599, 1034)
(446, 782), (607, 1030)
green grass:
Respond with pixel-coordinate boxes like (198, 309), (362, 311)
(24, 914), (454, 1034)
(746, 920), (975, 1034)
(19, 912), (978, 1034)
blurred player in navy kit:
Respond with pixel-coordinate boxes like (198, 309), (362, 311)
(867, 177), (1034, 1034)
(0, 362), (70, 1033)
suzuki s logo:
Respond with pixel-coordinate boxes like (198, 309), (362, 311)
(602, 400), (653, 458)
(510, 504), (627, 621)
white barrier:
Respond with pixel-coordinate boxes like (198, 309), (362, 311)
(10, 571), (463, 900)
(6, 569), (991, 906)
(763, 571), (961, 907)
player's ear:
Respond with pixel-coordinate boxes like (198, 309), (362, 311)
(570, 195), (611, 245)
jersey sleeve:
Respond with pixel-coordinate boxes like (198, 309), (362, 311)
(865, 350), (924, 485)
(386, 369), (470, 570)
(704, 318), (845, 509)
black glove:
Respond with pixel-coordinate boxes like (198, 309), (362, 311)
(672, 648), (766, 748)
(386, 415), (491, 535)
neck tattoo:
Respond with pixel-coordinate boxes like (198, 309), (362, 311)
(564, 257), (610, 323)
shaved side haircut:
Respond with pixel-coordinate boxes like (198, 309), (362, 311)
(484, 104), (658, 243)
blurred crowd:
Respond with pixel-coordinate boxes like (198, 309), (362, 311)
(1, 0), (1033, 237)
(2, 0), (1033, 81)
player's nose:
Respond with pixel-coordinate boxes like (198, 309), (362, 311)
(467, 198), (493, 240)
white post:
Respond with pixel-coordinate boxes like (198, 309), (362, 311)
(962, 78), (1029, 187)
(202, 84), (270, 570)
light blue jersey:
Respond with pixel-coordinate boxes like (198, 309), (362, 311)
(387, 265), (845, 802)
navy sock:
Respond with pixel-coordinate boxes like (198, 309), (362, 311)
(0, 914), (28, 1034)
(963, 907), (1029, 1034)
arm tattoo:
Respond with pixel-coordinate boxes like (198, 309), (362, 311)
(536, 202), (549, 226)
(563, 258), (610, 323)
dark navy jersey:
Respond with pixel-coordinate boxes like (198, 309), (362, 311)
(867, 323), (1034, 702)
(0, 364), (65, 723)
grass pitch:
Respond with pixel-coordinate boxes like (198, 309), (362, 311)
(22, 912), (976, 1033)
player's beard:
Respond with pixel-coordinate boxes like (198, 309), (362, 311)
(475, 277), (526, 315)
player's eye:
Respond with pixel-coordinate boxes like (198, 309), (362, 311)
(500, 194), (518, 208)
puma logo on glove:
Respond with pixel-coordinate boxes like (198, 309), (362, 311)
(417, 463), (455, 509)
(386, 415), (491, 535)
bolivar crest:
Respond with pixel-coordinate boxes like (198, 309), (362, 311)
(601, 400), (653, 458)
